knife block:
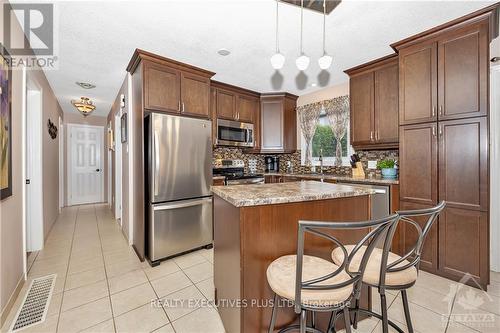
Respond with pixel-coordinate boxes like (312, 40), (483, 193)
(352, 162), (365, 179)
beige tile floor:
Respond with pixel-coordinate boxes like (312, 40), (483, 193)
(2, 204), (499, 333)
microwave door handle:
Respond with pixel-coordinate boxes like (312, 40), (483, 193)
(246, 128), (251, 143)
(153, 131), (160, 197)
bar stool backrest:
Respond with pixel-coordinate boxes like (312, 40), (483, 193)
(377, 201), (447, 289)
(294, 213), (400, 313)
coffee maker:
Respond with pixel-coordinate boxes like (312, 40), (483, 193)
(265, 156), (279, 173)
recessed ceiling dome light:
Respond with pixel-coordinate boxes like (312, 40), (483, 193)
(217, 49), (231, 56)
(76, 82), (96, 89)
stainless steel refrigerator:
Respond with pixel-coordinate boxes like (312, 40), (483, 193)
(145, 113), (213, 265)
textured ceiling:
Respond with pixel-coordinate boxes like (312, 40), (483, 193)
(22, 0), (495, 116)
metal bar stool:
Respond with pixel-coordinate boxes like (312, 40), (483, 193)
(331, 201), (446, 333)
(266, 214), (400, 333)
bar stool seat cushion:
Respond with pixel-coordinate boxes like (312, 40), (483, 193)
(331, 245), (417, 286)
(266, 255), (353, 307)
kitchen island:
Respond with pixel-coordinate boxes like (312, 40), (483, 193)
(212, 181), (375, 333)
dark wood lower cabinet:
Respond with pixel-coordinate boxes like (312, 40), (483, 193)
(438, 207), (489, 288)
(398, 201), (439, 273)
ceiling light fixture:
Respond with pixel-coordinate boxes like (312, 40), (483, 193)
(75, 82), (96, 89)
(318, 0), (333, 70)
(295, 0), (310, 71)
(270, 0), (285, 70)
(71, 97), (96, 117)
(217, 48), (231, 56)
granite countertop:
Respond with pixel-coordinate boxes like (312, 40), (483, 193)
(211, 180), (375, 207)
(264, 172), (399, 185)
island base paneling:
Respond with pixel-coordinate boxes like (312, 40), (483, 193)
(214, 195), (372, 333)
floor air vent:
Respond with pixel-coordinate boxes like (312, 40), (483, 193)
(9, 274), (56, 332)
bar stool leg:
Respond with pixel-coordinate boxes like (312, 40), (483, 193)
(311, 311), (316, 329)
(300, 309), (307, 333)
(268, 293), (278, 333)
(343, 306), (352, 333)
(380, 293), (389, 333)
(352, 298), (360, 329)
(401, 290), (414, 333)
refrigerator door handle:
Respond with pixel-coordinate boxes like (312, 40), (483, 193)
(153, 197), (212, 211)
(153, 130), (160, 197)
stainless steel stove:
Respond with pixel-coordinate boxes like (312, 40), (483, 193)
(213, 159), (264, 185)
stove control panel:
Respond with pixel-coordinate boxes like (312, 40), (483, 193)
(213, 159), (245, 168)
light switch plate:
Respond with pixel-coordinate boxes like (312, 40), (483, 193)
(368, 160), (377, 169)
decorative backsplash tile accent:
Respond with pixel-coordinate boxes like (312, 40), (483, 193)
(213, 147), (399, 177)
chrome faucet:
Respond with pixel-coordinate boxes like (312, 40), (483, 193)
(319, 148), (324, 174)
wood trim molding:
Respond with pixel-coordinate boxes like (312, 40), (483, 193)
(211, 80), (260, 98)
(126, 48), (216, 78)
(344, 53), (398, 75)
(391, 3), (499, 51)
(260, 92), (299, 101)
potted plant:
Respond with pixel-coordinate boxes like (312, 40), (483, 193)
(377, 159), (398, 179)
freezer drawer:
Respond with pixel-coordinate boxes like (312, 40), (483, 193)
(148, 197), (213, 262)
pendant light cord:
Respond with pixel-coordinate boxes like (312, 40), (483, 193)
(322, 0), (326, 55)
(275, 0), (279, 53)
(300, 0), (304, 54)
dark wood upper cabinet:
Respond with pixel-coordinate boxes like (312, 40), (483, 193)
(375, 63), (399, 143)
(438, 21), (489, 120)
(398, 41), (438, 125)
(438, 117), (488, 211)
(215, 89), (236, 120)
(144, 62), (181, 113)
(350, 72), (374, 146)
(399, 123), (438, 205)
(237, 95), (258, 123)
(180, 72), (210, 118)
(260, 93), (298, 153)
(128, 49), (214, 119)
(345, 54), (399, 149)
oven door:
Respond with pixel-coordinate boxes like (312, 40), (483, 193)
(217, 119), (254, 147)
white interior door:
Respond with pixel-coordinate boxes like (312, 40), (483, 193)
(114, 114), (122, 222)
(59, 117), (64, 211)
(25, 81), (43, 252)
(491, 64), (500, 272)
(68, 124), (104, 205)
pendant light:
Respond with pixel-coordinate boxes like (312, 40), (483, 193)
(295, 0), (310, 71)
(318, 0), (333, 70)
(270, 0), (285, 70)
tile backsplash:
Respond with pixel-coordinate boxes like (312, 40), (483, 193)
(213, 147), (399, 177)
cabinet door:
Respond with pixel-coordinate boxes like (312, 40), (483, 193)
(399, 123), (438, 205)
(438, 22), (488, 120)
(181, 72), (210, 118)
(374, 63), (399, 143)
(216, 89), (236, 120)
(144, 62), (180, 113)
(210, 87), (217, 146)
(399, 201), (438, 273)
(237, 95), (258, 123)
(261, 99), (284, 151)
(438, 207), (488, 287)
(399, 41), (437, 125)
(438, 117), (488, 211)
(350, 72), (374, 146)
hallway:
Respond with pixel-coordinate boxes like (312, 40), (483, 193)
(1, 204), (223, 333)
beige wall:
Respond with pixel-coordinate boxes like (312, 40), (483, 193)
(295, 81), (349, 148)
(63, 113), (108, 207)
(0, 2), (64, 317)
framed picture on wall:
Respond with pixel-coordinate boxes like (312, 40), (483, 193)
(120, 112), (127, 143)
(0, 45), (13, 200)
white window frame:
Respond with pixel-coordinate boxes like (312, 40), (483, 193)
(300, 111), (353, 167)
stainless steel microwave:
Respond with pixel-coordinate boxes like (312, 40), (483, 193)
(216, 119), (254, 148)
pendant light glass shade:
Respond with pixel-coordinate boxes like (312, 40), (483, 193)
(271, 0), (285, 70)
(318, 53), (333, 70)
(296, 54), (310, 71)
(271, 52), (285, 69)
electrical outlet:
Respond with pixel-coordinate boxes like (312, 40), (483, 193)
(367, 160), (377, 169)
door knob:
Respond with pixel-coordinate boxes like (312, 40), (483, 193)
(96, 169), (101, 172)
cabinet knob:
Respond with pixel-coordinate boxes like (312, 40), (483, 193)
(370, 131), (374, 141)
(432, 106), (436, 117)
(439, 105), (443, 116)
